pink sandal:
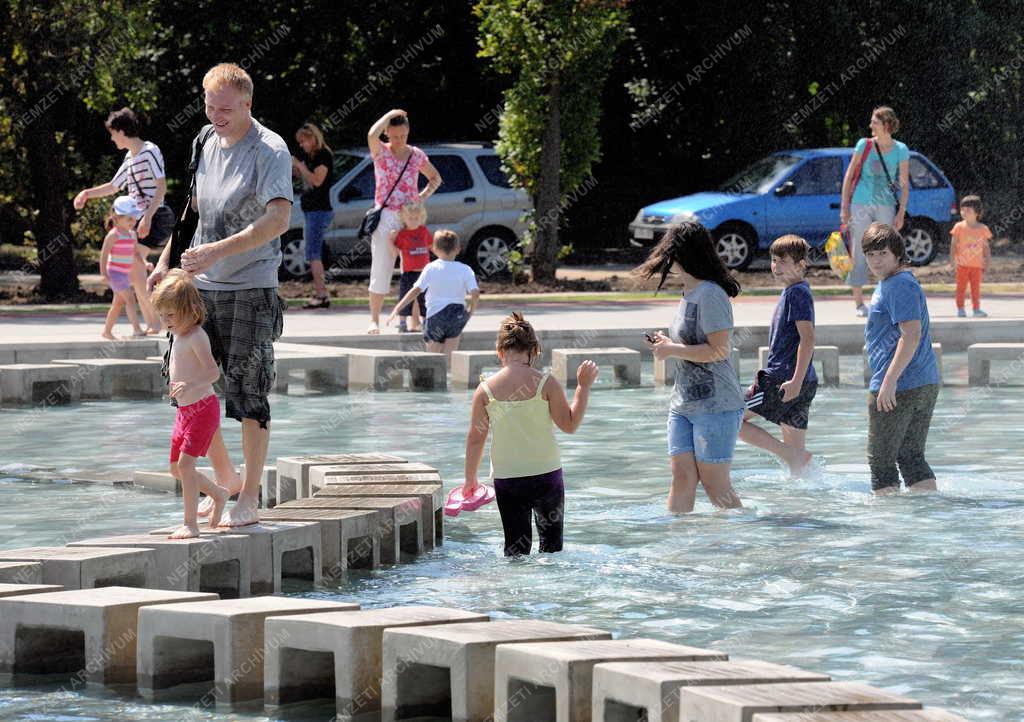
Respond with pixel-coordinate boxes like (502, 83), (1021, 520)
(444, 484), (495, 517)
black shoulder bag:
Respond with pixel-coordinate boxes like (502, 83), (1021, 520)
(357, 152), (412, 242)
(872, 141), (902, 213)
(168, 125), (216, 269)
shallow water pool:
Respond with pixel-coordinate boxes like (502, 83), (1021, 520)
(1, 358), (1022, 720)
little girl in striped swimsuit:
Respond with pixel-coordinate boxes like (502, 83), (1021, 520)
(463, 313), (598, 556)
(99, 196), (147, 339)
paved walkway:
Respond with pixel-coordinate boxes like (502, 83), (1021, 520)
(1, 293), (1021, 342)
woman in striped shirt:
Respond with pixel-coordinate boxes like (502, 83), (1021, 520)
(74, 107), (166, 332)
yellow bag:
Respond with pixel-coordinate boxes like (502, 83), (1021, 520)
(825, 228), (853, 282)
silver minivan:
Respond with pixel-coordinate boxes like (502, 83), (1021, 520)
(280, 142), (532, 279)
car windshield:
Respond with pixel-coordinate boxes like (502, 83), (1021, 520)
(717, 154), (801, 194)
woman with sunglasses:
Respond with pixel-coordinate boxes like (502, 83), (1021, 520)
(637, 221), (745, 514)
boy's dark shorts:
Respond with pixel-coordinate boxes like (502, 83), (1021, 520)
(163, 287), (285, 429)
(423, 303), (468, 343)
(745, 369), (817, 430)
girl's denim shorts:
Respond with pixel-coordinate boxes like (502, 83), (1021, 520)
(667, 408), (744, 463)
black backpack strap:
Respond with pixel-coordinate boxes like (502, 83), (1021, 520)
(188, 125), (216, 191)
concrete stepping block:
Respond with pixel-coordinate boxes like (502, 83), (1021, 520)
(278, 496), (422, 564)
(132, 469), (182, 494)
(967, 342), (1024, 385)
(264, 606), (489, 720)
(451, 350), (502, 389)
(494, 638), (726, 722)
(308, 461), (438, 497)
(0, 586), (216, 685)
(273, 352), (349, 393)
(552, 348), (642, 388)
(381, 619), (611, 722)
(315, 483), (443, 549)
(52, 358), (163, 398)
(345, 348), (448, 391)
(147, 521), (322, 595)
(0, 363), (82, 405)
(752, 711), (969, 722)
(863, 344), (942, 386)
(1, 338), (162, 364)
(655, 348), (742, 385)
(276, 453), (407, 503)
(0, 583), (64, 598)
(679, 681), (922, 722)
(0, 546), (157, 590)
(0, 561), (43, 584)
(259, 508), (382, 576)
(592, 660), (830, 722)
(68, 533), (251, 599)
(137, 596), (356, 704)
(758, 346), (840, 386)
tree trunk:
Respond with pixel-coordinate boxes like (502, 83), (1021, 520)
(531, 73), (561, 285)
(24, 94), (79, 300)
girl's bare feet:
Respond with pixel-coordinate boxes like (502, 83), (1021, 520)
(198, 471), (243, 517)
(168, 524), (200, 539)
(101, 331), (118, 341)
(205, 485), (231, 528)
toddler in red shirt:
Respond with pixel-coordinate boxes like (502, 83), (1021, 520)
(394, 201), (432, 332)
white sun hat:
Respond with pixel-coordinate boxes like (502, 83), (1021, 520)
(112, 195), (143, 219)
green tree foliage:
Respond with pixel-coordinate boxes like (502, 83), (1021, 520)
(1, 1), (1023, 298)
(0, 0), (156, 298)
(476, 0), (628, 282)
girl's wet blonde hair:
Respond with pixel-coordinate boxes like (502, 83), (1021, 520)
(496, 312), (541, 363)
(400, 201), (427, 227)
(150, 269), (206, 327)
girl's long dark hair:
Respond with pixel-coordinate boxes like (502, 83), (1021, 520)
(635, 221), (741, 297)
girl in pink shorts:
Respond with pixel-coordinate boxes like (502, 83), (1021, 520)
(151, 269), (230, 539)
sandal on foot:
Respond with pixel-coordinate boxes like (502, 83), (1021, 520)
(302, 296), (330, 310)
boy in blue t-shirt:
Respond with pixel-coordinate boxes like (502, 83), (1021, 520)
(741, 235), (816, 475)
(862, 222), (940, 495)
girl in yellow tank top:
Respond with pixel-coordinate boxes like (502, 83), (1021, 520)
(463, 313), (598, 555)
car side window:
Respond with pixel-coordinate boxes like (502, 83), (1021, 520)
(419, 155), (472, 193)
(338, 163), (375, 203)
(476, 155), (513, 188)
(789, 157), (843, 195)
(909, 156), (944, 189)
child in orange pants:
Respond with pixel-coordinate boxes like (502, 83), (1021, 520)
(950, 195), (991, 317)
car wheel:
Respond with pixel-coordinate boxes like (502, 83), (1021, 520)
(279, 233), (311, 280)
(467, 227), (515, 278)
(713, 225), (756, 270)
(902, 219), (939, 266)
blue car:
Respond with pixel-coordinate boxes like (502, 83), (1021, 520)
(628, 148), (958, 269)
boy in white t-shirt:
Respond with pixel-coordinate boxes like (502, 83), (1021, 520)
(388, 229), (480, 363)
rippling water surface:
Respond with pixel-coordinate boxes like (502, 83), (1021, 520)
(1, 356), (1021, 720)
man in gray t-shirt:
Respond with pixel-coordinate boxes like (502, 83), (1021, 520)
(149, 63), (293, 528)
